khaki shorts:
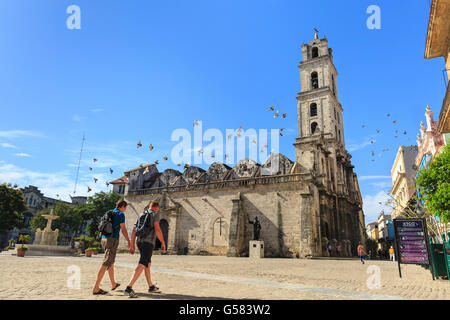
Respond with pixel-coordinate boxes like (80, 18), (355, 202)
(101, 238), (119, 269)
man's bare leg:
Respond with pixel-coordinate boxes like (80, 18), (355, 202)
(107, 264), (118, 289)
(144, 263), (153, 287)
(93, 265), (108, 293)
(127, 264), (146, 288)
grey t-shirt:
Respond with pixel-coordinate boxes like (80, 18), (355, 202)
(136, 210), (160, 245)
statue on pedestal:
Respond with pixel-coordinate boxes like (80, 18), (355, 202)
(248, 216), (261, 241)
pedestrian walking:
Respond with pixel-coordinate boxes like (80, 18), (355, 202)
(357, 242), (367, 264)
(337, 244), (341, 257)
(92, 200), (131, 295)
(389, 246), (395, 261)
(124, 201), (166, 298)
(328, 244), (332, 257)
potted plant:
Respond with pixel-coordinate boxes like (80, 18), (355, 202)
(85, 247), (95, 257)
(17, 234), (31, 257)
(92, 247), (101, 255)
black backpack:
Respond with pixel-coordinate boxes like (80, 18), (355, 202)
(135, 210), (153, 238)
(98, 210), (117, 236)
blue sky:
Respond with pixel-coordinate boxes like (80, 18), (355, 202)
(0, 0), (445, 223)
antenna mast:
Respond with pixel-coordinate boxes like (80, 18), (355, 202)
(73, 133), (85, 194)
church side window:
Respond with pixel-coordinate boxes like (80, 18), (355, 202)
(311, 122), (318, 134)
(310, 103), (317, 117)
(332, 74), (336, 95)
(311, 72), (319, 89)
(312, 47), (319, 58)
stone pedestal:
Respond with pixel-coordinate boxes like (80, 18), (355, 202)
(249, 240), (264, 258)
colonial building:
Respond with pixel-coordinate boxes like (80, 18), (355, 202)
(425, 0), (450, 141)
(390, 146), (418, 219)
(110, 175), (128, 195)
(121, 33), (365, 258)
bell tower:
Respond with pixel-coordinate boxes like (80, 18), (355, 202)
(296, 32), (344, 147)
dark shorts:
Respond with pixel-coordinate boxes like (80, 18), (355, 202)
(137, 241), (154, 267)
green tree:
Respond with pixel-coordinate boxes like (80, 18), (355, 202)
(416, 145), (450, 224)
(84, 191), (123, 237)
(0, 183), (26, 232)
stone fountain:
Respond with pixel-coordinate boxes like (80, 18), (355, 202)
(34, 209), (60, 246)
(26, 209), (77, 256)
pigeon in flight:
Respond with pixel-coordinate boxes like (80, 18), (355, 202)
(371, 140), (375, 144)
(362, 124), (366, 128)
(224, 153), (229, 160)
(273, 110), (279, 118)
(387, 114), (390, 117)
(110, 168), (113, 174)
(93, 158), (98, 162)
(184, 163), (190, 170)
(198, 148), (203, 156)
(393, 120), (397, 124)
(211, 152), (215, 158)
(137, 139), (142, 148)
(281, 113), (287, 119)
(89, 167), (93, 171)
(87, 186), (92, 193)
(268, 105), (274, 112)
(279, 128), (285, 136)
(143, 166), (149, 174)
(154, 160), (159, 165)
(149, 144), (154, 151)
(106, 182), (110, 187)
(376, 129), (380, 133)
(163, 155), (168, 161)
(227, 134), (233, 140)
(251, 138), (256, 144)
(94, 178), (98, 183)
(193, 120), (199, 127)
(403, 130), (407, 135)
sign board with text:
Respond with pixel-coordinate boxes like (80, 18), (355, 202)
(393, 219), (430, 265)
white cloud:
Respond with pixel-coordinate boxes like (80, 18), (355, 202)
(90, 108), (104, 113)
(0, 142), (17, 149)
(362, 190), (392, 225)
(0, 162), (111, 201)
(72, 114), (82, 121)
(0, 130), (44, 139)
(15, 153), (31, 157)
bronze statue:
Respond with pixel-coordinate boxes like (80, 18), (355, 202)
(248, 216), (261, 241)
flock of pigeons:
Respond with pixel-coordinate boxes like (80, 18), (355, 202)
(364, 113), (411, 162)
(86, 105), (289, 193)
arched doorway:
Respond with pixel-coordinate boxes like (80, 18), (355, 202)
(155, 219), (169, 250)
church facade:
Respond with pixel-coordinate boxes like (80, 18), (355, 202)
(121, 34), (366, 258)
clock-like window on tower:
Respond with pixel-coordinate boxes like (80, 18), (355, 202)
(312, 47), (319, 58)
(311, 72), (319, 89)
(311, 122), (318, 134)
(310, 103), (318, 117)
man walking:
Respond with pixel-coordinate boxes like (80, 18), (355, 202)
(125, 201), (166, 298)
(389, 246), (395, 261)
(357, 242), (367, 265)
(92, 200), (131, 295)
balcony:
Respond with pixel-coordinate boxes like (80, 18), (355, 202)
(438, 80), (450, 133)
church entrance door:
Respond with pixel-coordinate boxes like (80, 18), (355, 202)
(155, 219), (169, 250)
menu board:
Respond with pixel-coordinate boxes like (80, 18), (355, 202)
(393, 219), (429, 265)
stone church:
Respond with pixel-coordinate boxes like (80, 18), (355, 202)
(121, 33), (366, 258)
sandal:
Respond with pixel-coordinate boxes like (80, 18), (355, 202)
(112, 283), (120, 291)
(93, 289), (108, 295)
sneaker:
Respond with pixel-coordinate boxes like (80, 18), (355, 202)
(124, 286), (138, 298)
(148, 285), (161, 293)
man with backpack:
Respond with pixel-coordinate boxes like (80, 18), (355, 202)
(92, 200), (131, 295)
(124, 201), (166, 298)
